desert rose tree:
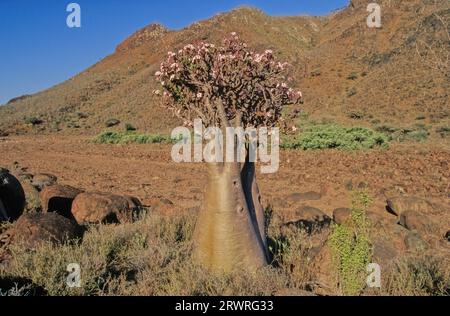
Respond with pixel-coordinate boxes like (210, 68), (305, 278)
(154, 33), (302, 272)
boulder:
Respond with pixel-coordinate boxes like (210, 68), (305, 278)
(404, 232), (428, 252)
(372, 239), (399, 264)
(285, 205), (331, 234)
(398, 210), (436, 234)
(40, 185), (83, 219)
(386, 197), (434, 216)
(333, 208), (351, 225)
(31, 173), (57, 191)
(0, 213), (83, 250)
(0, 169), (25, 222)
(71, 192), (142, 225)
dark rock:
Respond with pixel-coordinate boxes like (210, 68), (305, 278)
(287, 191), (322, 203)
(333, 208), (351, 225)
(31, 173), (57, 191)
(1, 213), (83, 250)
(0, 170), (25, 222)
(285, 205), (331, 234)
(386, 197), (434, 216)
(40, 185), (83, 219)
(398, 210), (436, 234)
(71, 192), (142, 225)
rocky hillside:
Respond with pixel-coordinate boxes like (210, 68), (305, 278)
(0, 0), (448, 137)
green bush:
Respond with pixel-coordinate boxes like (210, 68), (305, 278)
(384, 255), (449, 296)
(347, 72), (359, 80)
(282, 124), (389, 151)
(375, 125), (430, 143)
(105, 118), (120, 127)
(125, 123), (137, 132)
(329, 189), (373, 296)
(93, 131), (172, 144)
(436, 126), (450, 138)
(24, 117), (43, 126)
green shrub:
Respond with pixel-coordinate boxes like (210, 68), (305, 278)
(347, 72), (358, 80)
(125, 123), (137, 132)
(329, 189), (373, 296)
(282, 124), (389, 151)
(24, 117), (43, 126)
(376, 125), (430, 142)
(384, 255), (449, 296)
(436, 126), (450, 138)
(348, 111), (364, 120)
(93, 131), (172, 144)
(311, 69), (321, 77)
(105, 119), (120, 127)
(346, 88), (357, 97)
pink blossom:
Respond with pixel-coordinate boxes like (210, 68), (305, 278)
(155, 71), (162, 77)
(196, 92), (203, 99)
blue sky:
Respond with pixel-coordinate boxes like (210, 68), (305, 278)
(0, 0), (349, 105)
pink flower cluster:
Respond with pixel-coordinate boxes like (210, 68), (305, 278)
(154, 33), (302, 128)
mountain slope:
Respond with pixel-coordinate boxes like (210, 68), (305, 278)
(0, 0), (448, 137)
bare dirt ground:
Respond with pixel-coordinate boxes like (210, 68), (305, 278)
(0, 135), (448, 226)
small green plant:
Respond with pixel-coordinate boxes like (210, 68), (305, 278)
(375, 125), (430, 143)
(329, 189), (373, 296)
(125, 123), (137, 132)
(311, 68), (322, 77)
(105, 118), (120, 127)
(348, 111), (364, 120)
(24, 117), (43, 126)
(347, 72), (359, 80)
(347, 88), (357, 97)
(282, 124), (389, 151)
(384, 255), (449, 296)
(436, 126), (450, 138)
(93, 131), (175, 145)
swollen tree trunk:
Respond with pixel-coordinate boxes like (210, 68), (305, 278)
(193, 162), (269, 272)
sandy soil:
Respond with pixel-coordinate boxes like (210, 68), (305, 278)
(0, 136), (448, 225)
